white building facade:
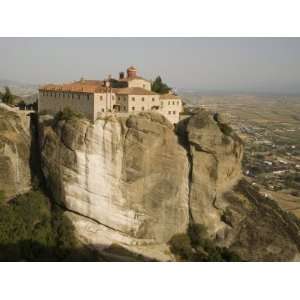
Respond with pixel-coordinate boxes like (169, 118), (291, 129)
(38, 66), (183, 124)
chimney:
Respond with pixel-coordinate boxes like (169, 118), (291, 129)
(119, 72), (125, 79)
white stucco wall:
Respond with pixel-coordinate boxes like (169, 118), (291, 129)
(127, 79), (151, 91)
(159, 98), (182, 124)
(39, 89), (183, 124)
(127, 94), (160, 112)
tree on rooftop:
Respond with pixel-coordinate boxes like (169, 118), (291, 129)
(151, 76), (172, 94)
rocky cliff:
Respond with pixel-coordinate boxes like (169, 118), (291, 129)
(0, 106), (32, 200)
(39, 113), (190, 249)
(38, 110), (300, 261)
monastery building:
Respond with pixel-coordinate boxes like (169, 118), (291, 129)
(38, 66), (183, 124)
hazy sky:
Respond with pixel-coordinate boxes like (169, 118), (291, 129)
(1, 37), (300, 94)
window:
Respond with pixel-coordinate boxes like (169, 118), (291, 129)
(141, 107), (145, 111)
(168, 111), (171, 115)
(173, 111), (176, 114)
(152, 98), (155, 101)
(118, 97), (121, 101)
(123, 106), (126, 110)
(72, 94), (74, 99)
(132, 107), (135, 111)
(78, 94), (80, 99)
(87, 94), (89, 100)
(177, 101), (179, 105)
(142, 97), (144, 101)
(132, 97), (135, 101)
(102, 108), (105, 112)
(168, 101), (170, 105)
(143, 84), (145, 88)
(112, 95), (114, 100)
(100, 96), (103, 100)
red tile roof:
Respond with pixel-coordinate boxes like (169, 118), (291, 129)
(159, 93), (181, 100)
(39, 81), (106, 93)
(39, 82), (157, 96)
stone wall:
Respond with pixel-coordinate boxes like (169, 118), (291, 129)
(39, 91), (95, 120)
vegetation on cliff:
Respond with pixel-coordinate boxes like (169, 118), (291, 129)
(0, 86), (17, 105)
(168, 224), (241, 262)
(53, 107), (84, 123)
(0, 190), (98, 261)
(151, 76), (172, 94)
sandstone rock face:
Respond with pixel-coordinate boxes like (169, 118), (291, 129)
(0, 106), (299, 261)
(185, 110), (243, 234)
(38, 110), (300, 261)
(39, 113), (189, 244)
(221, 179), (300, 261)
(0, 107), (32, 200)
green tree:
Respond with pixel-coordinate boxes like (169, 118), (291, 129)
(151, 76), (172, 94)
(17, 100), (26, 110)
(188, 223), (208, 247)
(168, 233), (193, 260)
(54, 107), (83, 123)
(0, 86), (16, 105)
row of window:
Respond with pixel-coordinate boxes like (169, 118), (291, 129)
(130, 97), (156, 102)
(41, 92), (178, 106)
(168, 111), (177, 115)
(167, 101), (180, 105)
(42, 91), (91, 100)
(99, 95), (115, 100)
(99, 96), (156, 102)
(100, 106), (160, 112)
(131, 106), (145, 111)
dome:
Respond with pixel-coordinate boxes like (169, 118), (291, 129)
(126, 66), (137, 78)
(127, 66), (137, 71)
